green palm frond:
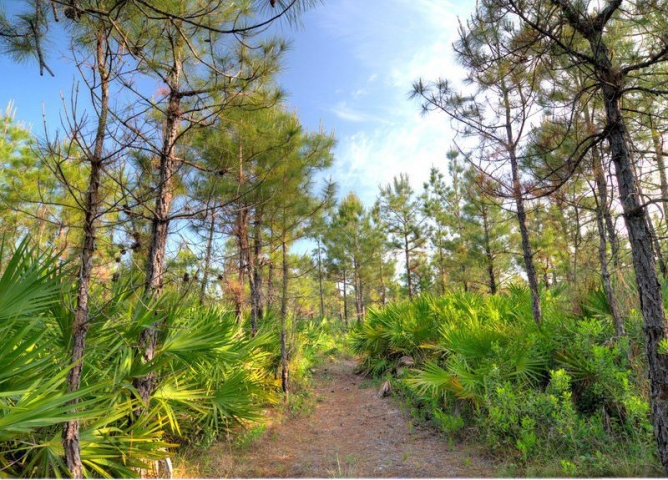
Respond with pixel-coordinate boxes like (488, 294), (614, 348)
(0, 240), (66, 322)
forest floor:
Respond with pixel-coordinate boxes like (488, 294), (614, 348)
(176, 357), (497, 478)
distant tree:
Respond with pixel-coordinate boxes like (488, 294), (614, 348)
(323, 192), (381, 324)
(377, 174), (426, 301)
(461, 167), (512, 294)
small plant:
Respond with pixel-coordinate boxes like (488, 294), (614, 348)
(433, 409), (465, 435)
(560, 459), (577, 476)
(658, 338), (668, 356)
(233, 425), (267, 450)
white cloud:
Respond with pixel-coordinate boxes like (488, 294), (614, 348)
(307, 0), (477, 206)
(331, 110), (455, 206)
(330, 101), (390, 124)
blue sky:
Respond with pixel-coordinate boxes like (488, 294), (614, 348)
(1, 0), (476, 207)
(279, 0), (474, 205)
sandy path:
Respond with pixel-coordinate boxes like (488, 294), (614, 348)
(183, 358), (495, 478)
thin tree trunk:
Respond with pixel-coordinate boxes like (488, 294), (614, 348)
(63, 27), (109, 479)
(235, 143), (249, 323)
(267, 256), (274, 312)
(135, 54), (182, 412)
(359, 270), (366, 322)
(652, 127), (668, 230)
(572, 202), (582, 286)
(199, 210), (216, 305)
(481, 205), (497, 295)
(502, 82), (541, 326)
(404, 232), (413, 300)
(280, 239), (289, 396)
(591, 143), (625, 336)
(342, 269), (349, 328)
(592, 142), (620, 268)
(378, 252), (387, 305)
(316, 237), (325, 318)
(437, 241), (447, 296)
(249, 209), (263, 335)
(353, 257), (362, 323)
(594, 183), (624, 337)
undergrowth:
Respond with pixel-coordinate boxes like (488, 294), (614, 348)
(350, 287), (665, 477)
(173, 315), (349, 477)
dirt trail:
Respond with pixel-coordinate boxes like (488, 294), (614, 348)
(184, 358), (495, 478)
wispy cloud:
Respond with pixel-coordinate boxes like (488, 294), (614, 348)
(331, 111), (455, 206)
(302, 0), (476, 205)
(330, 100), (391, 124)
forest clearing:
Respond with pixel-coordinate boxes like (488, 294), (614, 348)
(2, 0), (668, 478)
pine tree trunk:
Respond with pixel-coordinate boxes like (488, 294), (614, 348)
(592, 142), (620, 268)
(359, 271), (366, 322)
(404, 231), (413, 300)
(234, 144), (248, 323)
(136, 56), (181, 412)
(502, 83), (541, 325)
(379, 256), (387, 305)
(481, 206), (497, 295)
(353, 257), (362, 323)
(652, 128), (668, 231)
(280, 239), (289, 396)
(249, 212), (263, 335)
(342, 269), (349, 328)
(267, 257), (274, 312)
(199, 210), (216, 305)
(587, 35), (668, 471)
(63, 27), (109, 479)
(603, 93), (668, 473)
(316, 238), (325, 318)
(593, 149), (624, 337)
(437, 242), (447, 296)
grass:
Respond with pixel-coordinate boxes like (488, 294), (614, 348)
(328, 453), (358, 478)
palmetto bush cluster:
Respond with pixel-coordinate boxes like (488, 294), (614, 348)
(0, 242), (278, 478)
(350, 287), (660, 475)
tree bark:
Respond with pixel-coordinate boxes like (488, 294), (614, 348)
(652, 127), (668, 232)
(353, 256), (362, 323)
(63, 26), (109, 479)
(199, 209), (216, 305)
(135, 53), (182, 412)
(592, 142), (620, 268)
(603, 98), (668, 474)
(437, 241), (447, 296)
(502, 82), (541, 325)
(481, 205), (497, 295)
(342, 269), (349, 328)
(280, 239), (289, 396)
(404, 231), (413, 300)
(593, 147), (624, 337)
(316, 237), (325, 318)
(267, 256), (275, 312)
(234, 145), (248, 324)
(580, 24), (668, 471)
(249, 208), (264, 335)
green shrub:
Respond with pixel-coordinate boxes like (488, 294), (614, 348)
(350, 286), (662, 476)
(0, 243), (281, 477)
